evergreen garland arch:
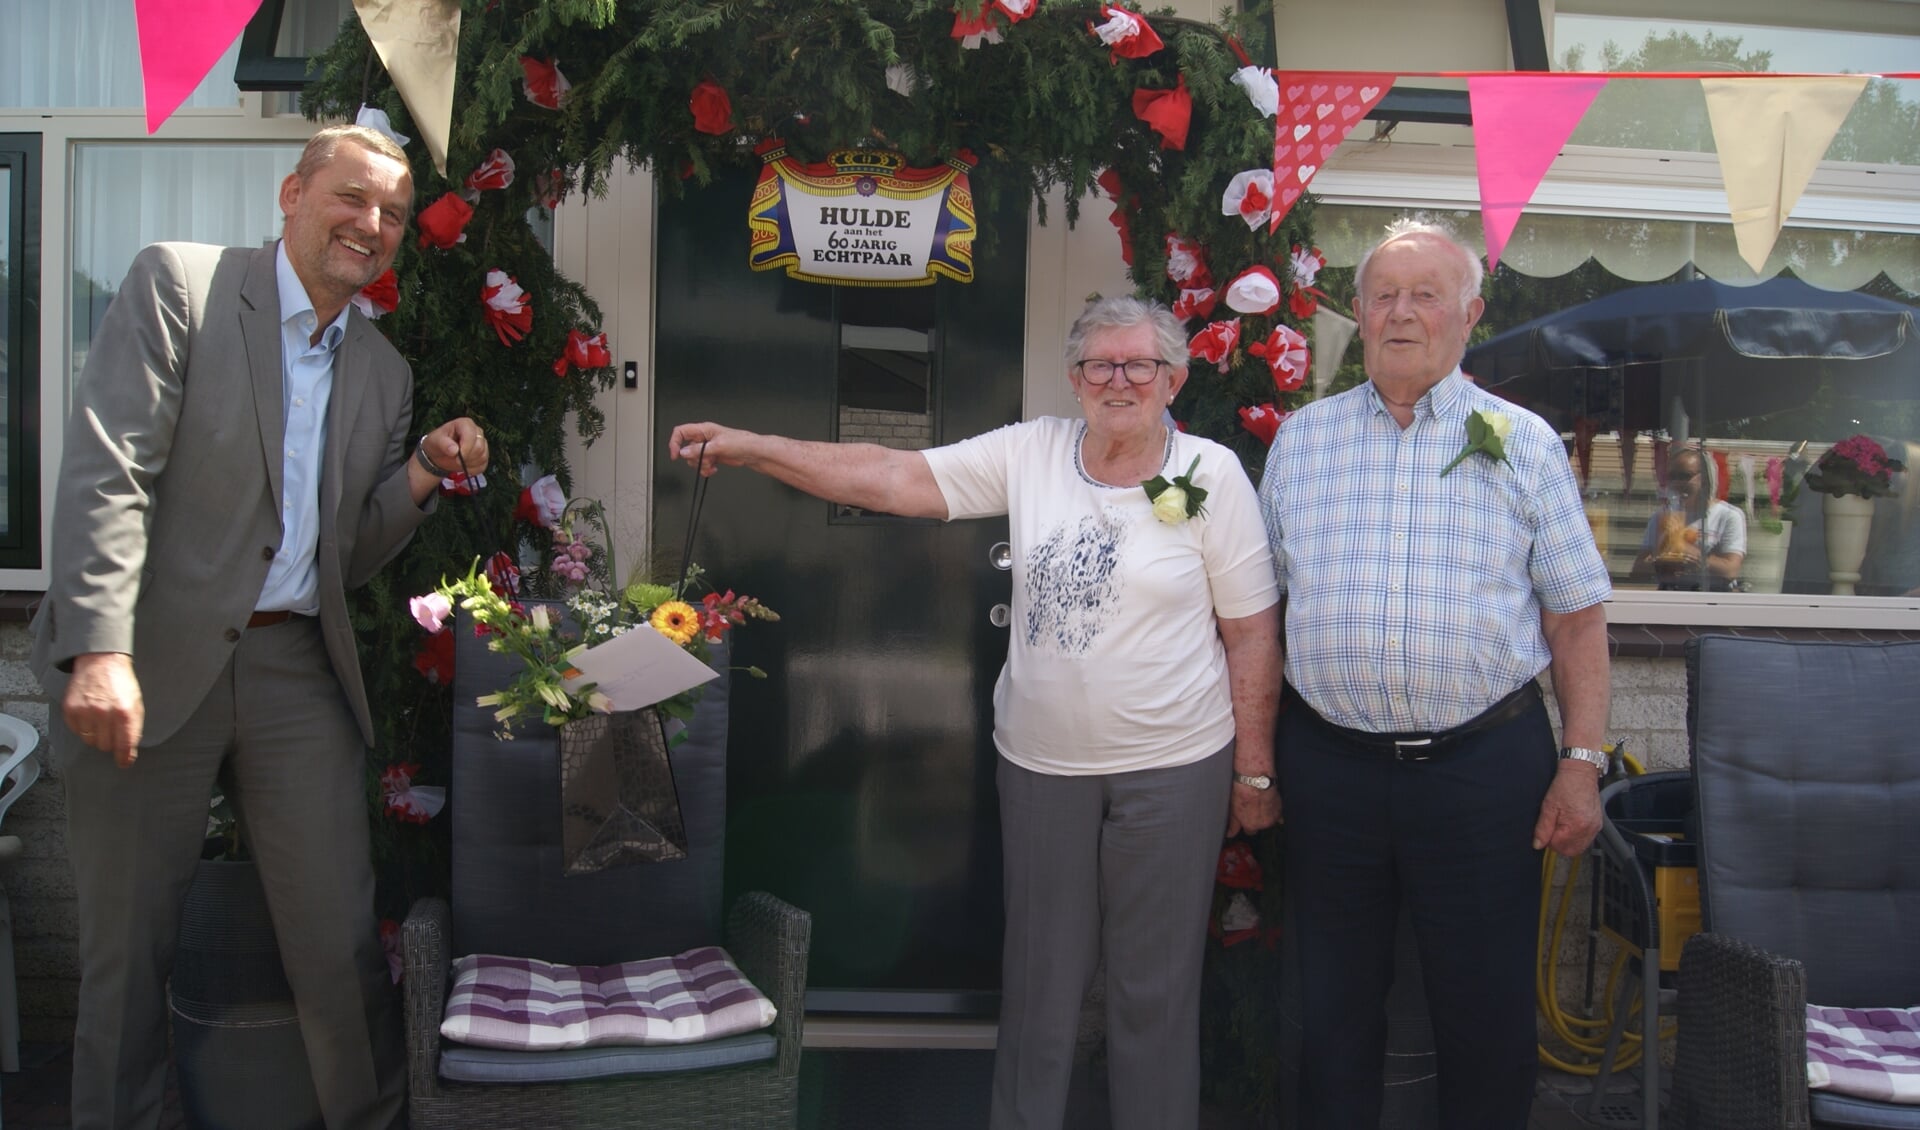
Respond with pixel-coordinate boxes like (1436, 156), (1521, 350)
(306, 3), (1308, 1106)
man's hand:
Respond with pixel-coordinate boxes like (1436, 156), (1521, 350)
(424, 417), (489, 476)
(1227, 783), (1281, 837)
(667, 422), (754, 476)
(1532, 762), (1603, 857)
(63, 652), (145, 768)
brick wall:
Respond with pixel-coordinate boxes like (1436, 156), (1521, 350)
(837, 408), (933, 451)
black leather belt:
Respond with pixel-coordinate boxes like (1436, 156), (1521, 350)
(1285, 681), (1542, 762)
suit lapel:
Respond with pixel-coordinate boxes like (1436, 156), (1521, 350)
(240, 246), (286, 514)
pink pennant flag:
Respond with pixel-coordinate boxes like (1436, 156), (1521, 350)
(135, 0), (264, 134)
(1269, 73), (1396, 233)
(1468, 75), (1606, 271)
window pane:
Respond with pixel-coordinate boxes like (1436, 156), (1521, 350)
(0, 0), (242, 110)
(1320, 205), (1920, 600)
(833, 286), (936, 518)
(71, 143), (299, 385)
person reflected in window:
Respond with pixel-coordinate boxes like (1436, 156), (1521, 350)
(1631, 447), (1746, 591)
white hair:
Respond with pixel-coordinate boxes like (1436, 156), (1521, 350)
(1353, 218), (1485, 312)
(1064, 295), (1186, 368)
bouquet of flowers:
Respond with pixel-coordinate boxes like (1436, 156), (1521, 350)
(410, 488), (776, 738)
(1803, 435), (1906, 501)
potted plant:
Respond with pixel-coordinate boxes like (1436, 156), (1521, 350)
(169, 792), (325, 1130)
(1803, 435), (1906, 596)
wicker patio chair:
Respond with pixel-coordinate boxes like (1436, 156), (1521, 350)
(1670, 635), (1920, 1130)
(401, 615), (810, 1129)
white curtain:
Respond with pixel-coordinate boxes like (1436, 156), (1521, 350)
(1318, 204), (1920, 293)
(71, 143), (300, 384)
(0, 0), (241, 110)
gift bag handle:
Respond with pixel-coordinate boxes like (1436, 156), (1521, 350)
(672, 440), (710, 600)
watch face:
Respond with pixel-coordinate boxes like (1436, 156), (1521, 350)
(1236, 773), (1272, 789)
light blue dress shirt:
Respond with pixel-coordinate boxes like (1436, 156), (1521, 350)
(1258, 370), (1612, 733)
(256, 243), (349, 616)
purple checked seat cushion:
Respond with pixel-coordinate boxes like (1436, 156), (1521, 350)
(442, 947), (777, 1051)
(1807, 1005), (1920, 1106)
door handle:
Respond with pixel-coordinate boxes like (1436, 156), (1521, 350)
(988, 603), (1011, 628)
(988, 542), (1012, 571)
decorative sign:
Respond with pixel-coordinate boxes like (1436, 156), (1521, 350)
(748, 143), (977, 286)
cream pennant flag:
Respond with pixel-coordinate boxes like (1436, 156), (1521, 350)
(1311, 306), (1357, 397)
(353, 0), (462, 176)
(1703, 76), (1867, 274)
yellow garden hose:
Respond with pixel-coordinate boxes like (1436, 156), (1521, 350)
(1535, 746), (1678, 1073)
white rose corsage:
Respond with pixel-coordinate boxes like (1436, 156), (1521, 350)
(1142, 455), (1208, 524)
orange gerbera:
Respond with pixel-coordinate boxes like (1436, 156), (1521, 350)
(649, 600), (699, 646)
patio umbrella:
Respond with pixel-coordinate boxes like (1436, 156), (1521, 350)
(1462, 277), (1919, 433)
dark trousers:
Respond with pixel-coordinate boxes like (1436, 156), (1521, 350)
(1279, 691), (1558, 1130)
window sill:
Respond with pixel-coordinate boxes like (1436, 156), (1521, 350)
(1607, 623), (1920, 660)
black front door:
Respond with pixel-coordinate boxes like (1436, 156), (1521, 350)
(654, 171), (1027, 1013)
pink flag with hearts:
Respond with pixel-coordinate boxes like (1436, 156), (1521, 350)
(1269, 73), (1396, 233)
(1468, 75), (1607, 271)
(135, 0), (264, 134)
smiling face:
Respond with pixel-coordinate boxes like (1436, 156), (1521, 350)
(278, 138), (412, 323)
(1353, 233), (1484, 395)
(1069, 321), (1187, 443)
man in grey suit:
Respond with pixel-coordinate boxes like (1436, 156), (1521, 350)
(31, 124), (489, 1129)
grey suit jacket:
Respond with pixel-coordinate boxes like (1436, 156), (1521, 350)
(32, 242), (431, 748)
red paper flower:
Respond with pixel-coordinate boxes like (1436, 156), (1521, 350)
(437, 470), (487, 497)
(1221, 170), (1274, 231)
(1239, 402), (1289, 446)
(1216, 841), (1264, 889)
(1188, 319), (1240, 372)
(381, 762), (444, 825)
(1287, 289), (1320, 320)
(519, 56), (571, 110)
(1164, 234), (1209, 288)
(950, 6), (1002, 47)
(1247, 323), (1310, 392)
(1171, 287), (1218, 321)
(481, 269), (533, 347)
(689, 79), (734, 136)
(995, 0), (1037, 21)
(1286, 244), (1329, 317)
(514, 474), (566, 527)
(351, 269), (399, 320)
(1089, 4), (1163, 61)
(552, 328), (612, 377)
(380, 919), (403, 985)
(1224, 265), (1282, 316)
(1096, 168), (1136, 266)
(1131, 75), (1190, 150)
(485, 551), (522, 596)
(412, 629), (454, 685)
(465, 148), (516, 193)
(416, 192), (473, 250)
(532, 168), (567, 210)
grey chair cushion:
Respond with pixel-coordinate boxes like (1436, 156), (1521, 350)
(1809, 1090), (1920, 1129)
(438, 1031), (778, 1084)
(451, 607), (730, 965)
(1688, 635), (1920, 1007)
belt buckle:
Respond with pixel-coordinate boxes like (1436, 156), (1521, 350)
(1393, 738), (1435, 762)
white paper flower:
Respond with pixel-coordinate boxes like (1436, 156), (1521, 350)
(1224, 266), (1282, 315)
(354, 104), (410, 149)
(1229, 66), (1278, 118)
(1092, 7), (1144, 46)
(1220, 169), (1275, 231)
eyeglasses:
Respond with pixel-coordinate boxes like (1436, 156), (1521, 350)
(1076, 358), (1167, 386)
(1669, 471), (1700, 482)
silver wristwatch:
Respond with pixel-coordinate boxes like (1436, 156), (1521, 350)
(1559, 746), (1609, 771)
(1233, 772), (1273, 790)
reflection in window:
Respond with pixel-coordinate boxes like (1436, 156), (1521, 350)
(0, 0), (242, 110)
(1316, 206), (1920, 600)
(71, 143), (300, 387)
(1, 163), (11, 537)
(833, 286), (935, 519)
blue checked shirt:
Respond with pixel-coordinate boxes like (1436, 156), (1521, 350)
(1259, 370), (1611, 732)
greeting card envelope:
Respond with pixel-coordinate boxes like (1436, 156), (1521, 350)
(562, 626), (718, 711)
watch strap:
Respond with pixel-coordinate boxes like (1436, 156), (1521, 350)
(1233, 772), (1273, 790)
(1559, 746), (1609, 771)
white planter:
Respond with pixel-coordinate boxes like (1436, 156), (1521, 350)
(1822, 494), (1876, 596)
(1742, 520), (1792, 594)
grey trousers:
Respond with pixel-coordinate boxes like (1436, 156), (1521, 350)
(991, 744), (1233, 1130)
(58, 617), (402, 1130)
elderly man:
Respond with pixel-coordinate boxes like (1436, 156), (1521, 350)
(33, 124), (487, 1129)
(1258, 220), (1611, 1129)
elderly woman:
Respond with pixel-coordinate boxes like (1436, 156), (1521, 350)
(669, 295), (1280, 1130)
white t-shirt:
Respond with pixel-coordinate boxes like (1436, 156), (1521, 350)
(923, 417), (1279, 776)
